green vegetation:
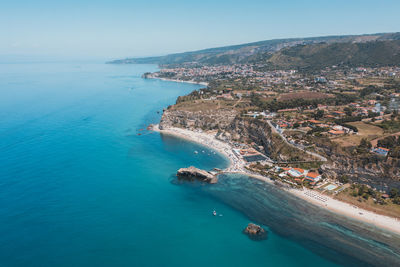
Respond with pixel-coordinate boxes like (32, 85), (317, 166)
(360, 85), (383, 97)
(108, 33), (400, 67)
(355, 138), (372, 154)
(140, 32), (400, 201)
(338, 175), (349, 184)
(377, 135), (400, 158)
(336, 185), (400, 218)
(250, 92), (357, 112)
(255, 40), (400, 72)
(377, 120), (400, 133)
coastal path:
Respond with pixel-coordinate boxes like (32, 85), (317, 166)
(266, 120), (327, 162)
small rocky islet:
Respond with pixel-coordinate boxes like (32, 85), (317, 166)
(243, 223), (268, 241)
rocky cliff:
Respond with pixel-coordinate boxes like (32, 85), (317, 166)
(177, 166), (218, 183)
(159, 108), (237, 131)
(160, 108), (314, 162)
(320, 152), (400, 190)
(160, 107), (400, 190)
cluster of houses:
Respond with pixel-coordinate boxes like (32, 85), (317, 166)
(272, 119), (354, 136)
(155, 64), (400, 96)
(273, 166), (322, 185)
(156, 64), (300, 86)
(352, 66), (400, 78)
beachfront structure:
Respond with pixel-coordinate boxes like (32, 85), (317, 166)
(288, 168), (305, 178)
(305, 172), (322, 183)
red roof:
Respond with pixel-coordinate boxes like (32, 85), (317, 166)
(306, 172), (320, 178)
(293, 168), (305, 174)
(329, 130), (345, 135)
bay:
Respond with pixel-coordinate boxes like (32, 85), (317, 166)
(0, 62), (399, 266)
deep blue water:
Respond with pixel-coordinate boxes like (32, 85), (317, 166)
(0, 62), (399, 267)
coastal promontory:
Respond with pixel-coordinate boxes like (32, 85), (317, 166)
(177, 166), (218, 184)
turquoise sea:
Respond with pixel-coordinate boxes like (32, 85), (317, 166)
(0, 62), (399, 267)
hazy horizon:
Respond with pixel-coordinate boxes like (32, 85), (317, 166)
(2, 0), (400, 61)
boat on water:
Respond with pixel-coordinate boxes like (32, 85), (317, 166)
(213, 210), (217, 216)
(194, 151), (198, 154)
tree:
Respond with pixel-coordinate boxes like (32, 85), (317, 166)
(358, 184), (368, 196)
(314, 109), (324, 119)
(378, 136), (397, 148)
(368, 110), (378, 118)
(389, 188), (399, 198)
(344, 107), (353, 117)
(338, 175), (349, 184)
(357, 138), (372, 153)
(390, 147), (400, 158)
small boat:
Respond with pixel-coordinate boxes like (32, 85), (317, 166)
(194, 151), (198, 154)
(213, 210), (217, 216)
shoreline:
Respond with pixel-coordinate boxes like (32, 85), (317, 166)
(146, 76), (209, 86)
(154, 124), (400, 235)
(153, 125), (244, 173)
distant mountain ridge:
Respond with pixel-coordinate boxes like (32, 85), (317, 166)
(252, 39), (400, 71)
(107, 32), (400, 66)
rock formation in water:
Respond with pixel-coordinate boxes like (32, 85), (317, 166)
(177, 166), (218, 184)
(243, 223), (267, 241)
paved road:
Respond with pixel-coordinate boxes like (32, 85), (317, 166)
(266, 120), (327, 162)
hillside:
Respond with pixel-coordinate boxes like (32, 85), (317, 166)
(107, 32), (400, 66)
(254, 40), (400, 71)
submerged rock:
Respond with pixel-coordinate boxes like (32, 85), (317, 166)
(243, 223), (267, 241)
(177, 166), (218, 184)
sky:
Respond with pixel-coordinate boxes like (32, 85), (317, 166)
(1, 0), (400, 60)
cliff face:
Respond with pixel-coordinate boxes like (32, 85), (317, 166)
(160, 109), (314, 162)
(159, 109), (237, 130)
(160, 108), (400, 190)
(321, 153), (400, 190)
(226, 117), (316, 161)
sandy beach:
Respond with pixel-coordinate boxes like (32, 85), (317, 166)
(155, 125), (400, 235)
(148, 77), (209, 86)
(154, 125), (245, 173)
